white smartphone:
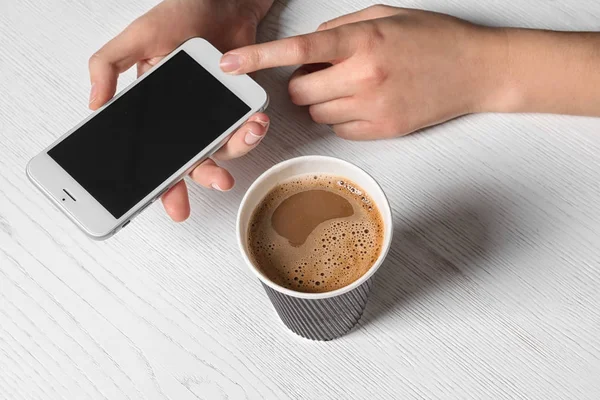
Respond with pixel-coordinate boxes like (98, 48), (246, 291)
(27, 38), (268, 240)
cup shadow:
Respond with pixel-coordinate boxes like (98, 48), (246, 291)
(356, 185), (512, 331)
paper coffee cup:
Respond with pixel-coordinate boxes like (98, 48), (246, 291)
(237, 156), (393, 341)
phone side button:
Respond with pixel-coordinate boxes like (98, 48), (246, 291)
(122, 220), (131, 228)
(154, 187), (169, 201)
(137, 202), (152, 216)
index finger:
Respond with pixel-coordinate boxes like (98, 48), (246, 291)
(220, 27), (356, 75)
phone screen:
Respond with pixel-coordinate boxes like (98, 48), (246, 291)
(48, 51), (251, 219)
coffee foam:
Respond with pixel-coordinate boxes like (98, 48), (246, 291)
(248, 175), (384, 293)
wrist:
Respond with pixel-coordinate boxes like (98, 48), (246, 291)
(478, 28), (600, 116)
(483, 28), (536, 114)
(470, 27), (519, 114)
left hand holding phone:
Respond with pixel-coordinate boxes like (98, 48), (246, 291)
(88, 0), (272, 222)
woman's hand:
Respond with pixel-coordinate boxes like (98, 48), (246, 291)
(223, 4), (600, 139)
(220, 5), (507, 140)
(89, 0), (274, 221)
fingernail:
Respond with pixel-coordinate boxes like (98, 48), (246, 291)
(89, 83), (97, 106)
(256, 118), (269, 128)
(211, 183), (233, 192)
(220, 53), (241, 73)
(244, 129), (264, 145)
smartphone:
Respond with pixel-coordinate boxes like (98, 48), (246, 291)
(27, 38), (268, 240)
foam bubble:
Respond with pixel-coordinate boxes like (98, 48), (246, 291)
(247, 174), (384, 293)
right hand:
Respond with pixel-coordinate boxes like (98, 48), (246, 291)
(220, 5), (508, 140)
(89, 0), (273, 222)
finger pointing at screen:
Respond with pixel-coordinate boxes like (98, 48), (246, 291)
(219, 27), (359, 74)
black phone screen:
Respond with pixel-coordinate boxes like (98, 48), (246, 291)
(48, 50), (251, 219)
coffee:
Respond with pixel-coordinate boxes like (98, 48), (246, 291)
(248, 174), (384, 293)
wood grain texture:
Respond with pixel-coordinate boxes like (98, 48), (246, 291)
(1, 0), (600, 399)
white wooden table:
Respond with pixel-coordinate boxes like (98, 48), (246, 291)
(2, 0), (600, 399)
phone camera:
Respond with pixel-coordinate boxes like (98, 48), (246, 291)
(62, 198), (66, 201)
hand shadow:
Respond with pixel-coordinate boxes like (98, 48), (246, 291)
(354, 183), (513, 332)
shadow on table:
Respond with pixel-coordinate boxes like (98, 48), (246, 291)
(356, 184), (516, 330)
